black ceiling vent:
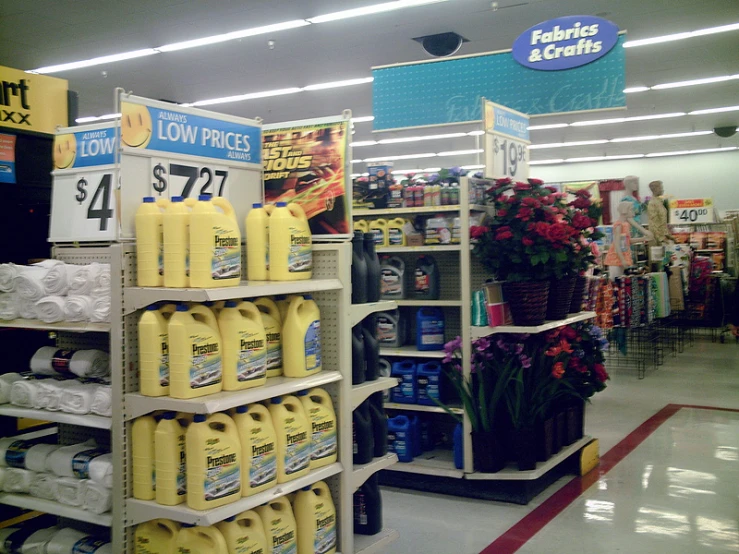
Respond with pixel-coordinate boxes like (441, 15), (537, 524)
(413, 32), (468, 57)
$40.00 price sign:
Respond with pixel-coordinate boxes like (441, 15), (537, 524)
(150, 159), (229, 199)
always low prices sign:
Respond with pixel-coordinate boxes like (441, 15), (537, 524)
(483, 99), (530, 180)
(669, 198), (715, 224)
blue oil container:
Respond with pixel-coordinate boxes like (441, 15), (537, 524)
(390, 361), (416, 403)
(387, 415), (413, 463)
(416, 307), (445, 351)
(416, 361), (442, 406)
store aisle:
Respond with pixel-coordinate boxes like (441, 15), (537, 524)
(382, 337), (739, 554)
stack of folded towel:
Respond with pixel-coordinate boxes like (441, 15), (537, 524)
(0, 438), (113, 515)
(0, 524), (111, 553)
(0, 261), (111, 323)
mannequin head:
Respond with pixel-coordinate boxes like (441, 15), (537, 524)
(624, 175), (639, 195)
(617, 200), (635, 221)
(649, 180), (664, 197)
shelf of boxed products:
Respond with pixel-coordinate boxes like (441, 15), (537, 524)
(384, 402), (463, 415)
(470, 311), (597, 339)
(125, 371), (343, 419)
(0, 493), (113, 527)
(353, 205), (492, 217)
(0, 405), (111, 430)
(395, 299), (462, 307)
(123, 278), (343, 314)
(376, 245), (461, 254)
(384, 448), (464, 479)
(0, 319), (111, 333)
(378, 346), (446, 359)
(465, 435), (593, 481)
(350, 301), (398, 327)
(352, 453), (399, 491)
(126, 462), (342, 526)
(351, 377), (398, 410)
(354, 527), (401, 554)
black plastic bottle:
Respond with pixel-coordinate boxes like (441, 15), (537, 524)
(363, 233), (381, 302)
(352, 231), (368, 304)
(413, 255), (441, 300)
(368, 392), (388, 457)
(353, 400), (374, 465)
(354, 474), (383, 535)
(362, 325), (379, 381)
(352, 325), (367, 385)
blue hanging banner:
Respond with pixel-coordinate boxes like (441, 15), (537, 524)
(372, 34), (625, 131)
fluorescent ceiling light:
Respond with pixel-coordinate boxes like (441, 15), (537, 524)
(75, 113), (121, 124)
(391, 169), (421, 174)
(624, 86), (649, 94)
(437, 149), (483, 156)
(187, 87), (302, 107)
(610, 130), (713, 143)
(351, 173), (370, 178)
(303, 77), (374, 91)
(646, 146), (738, 157)
(566, 154), (645, 163)
(468, 130), (485, 136)
(689, 105), (739, 115)
(623, 22), (739, 48)
(652, 74), (739, 90)
(350, 159), (363, 164)
(350, 141), (378, 147)
(157, 20), (310, 52)
(528, 123), (568, 130)
(529, 140), (608, 150)
(32, 48), (158, 74)
(571, 112), (686, 127)
(308, 0), (448, 24)
(352, 116), (375, 123)
(378, 132), (467, 145)
(529, 159), (564, 165)
(461, 164), (485, 170)
(363, 153), (436, 162)
(423, 167), (442, 172)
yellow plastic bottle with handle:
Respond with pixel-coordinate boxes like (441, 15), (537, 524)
(186, 413), (242, 510)
(218, 300), (267, 391)
(190, 195), (242, 288)
(282, 295), (322, 378)
(269, 202), (312, 281)
(294, 481), (337, 554)
(132, 415), (157, 501)
(175, 524), (228, 554)
(216, 511), (267, 554)
(245, 203), (270, 281)
(354, 219), (369, 233)
(387, 217), (407, 247)
(253, 297), (283, 378)
(256, 497), (298, 554)
(162, 196), (192, 288)
(139, 305), (170, 397)
(233, 404), (277, 496)
(268, 396), (311, 482)
(135, 518), (180, 554)
(155, 412), (186, 506)
(369, 219), (389, 247)
(169, 304), (223, 399)
(297, 388), (337, 469)
(274, 295), (290, 323)
(136, 197), (167, 287)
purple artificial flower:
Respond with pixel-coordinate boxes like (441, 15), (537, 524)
(474, 337), (491, 352)
(444, 336), (463, 354)
(496, 338), (509, 352)
(473, 171), (483, 179)
(574, 349), (585, 359)
(514, 343), (524, 355)
(520, 355), (532, 369)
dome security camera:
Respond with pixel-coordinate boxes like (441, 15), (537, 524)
(413, 32), (468, 57)
(714, 126), (737, 138)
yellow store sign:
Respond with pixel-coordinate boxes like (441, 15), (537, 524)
(0, 65), (68, 135)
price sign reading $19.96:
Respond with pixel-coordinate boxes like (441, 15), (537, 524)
(150, 159), (229, 199)
(493, 137), (528, 178)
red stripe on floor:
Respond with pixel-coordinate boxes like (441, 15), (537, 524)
(480, 403), (687, 554)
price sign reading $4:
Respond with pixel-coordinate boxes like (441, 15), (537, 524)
(151, 161), (228, 198)
(74, 174), (114, 231)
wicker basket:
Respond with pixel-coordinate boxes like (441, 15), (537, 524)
(568, 275), (588, 313)
(546, 277), (577, 321)
(502, 281), (550, 326)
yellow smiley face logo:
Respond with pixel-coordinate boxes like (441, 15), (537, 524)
(121, 102), (152, 148)
(53, 134), (77, 169)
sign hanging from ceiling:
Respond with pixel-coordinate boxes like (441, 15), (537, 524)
(511, 15), (620, 71)
(372, 35), (625, 131)
(0, 65), (68, 135)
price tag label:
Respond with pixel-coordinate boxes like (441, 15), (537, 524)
(491, 136), (528, 179)
(669, 198), (714, 224)
(482, 99), (530, 180)
(149, 158), (229, 199)
(49, 169), (118, 241)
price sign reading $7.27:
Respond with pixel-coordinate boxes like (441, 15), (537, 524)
(150, 159), (229, 199)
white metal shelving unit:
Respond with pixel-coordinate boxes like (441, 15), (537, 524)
(351, 377), (398, 410)
(0, 406), (112, 430)
(470, 312), (597, 339)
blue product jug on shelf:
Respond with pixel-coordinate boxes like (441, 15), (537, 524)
(416, 307), (445, 351)
(408, 415), (422, 457)
(390, 361), (417, 404)
(420, 418), (434, 452)
(453, 423), (464, 470)
(387, 415), (413, 463)
(416, 361), (442, 406)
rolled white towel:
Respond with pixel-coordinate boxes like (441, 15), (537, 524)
(40, 260), (80, 296)
(0, 373), (23, 403)
(90, 385), (112, 417)
(87, 453), (113, 488)
(34, 296), (67, 323)
(30, 346), (64, 376)
(65, 295), (94, 323)
(13, 266), (48, 302)
(1, 525), (59, 554)
(68, 263), (106, 297)
(34, 380), (74, 412)
(29, 347), (109, 379)
(45, 528), (111, 554)
(54, 476), (85, 506)
(24, 444), (59, 473)
(82, 480), (112, 514)
(2, 468), (36, 493)
(70, 350), (110, 379)
(59, 383), (98, 415)
(28, 473), (58, 500)
(16, 297), (37, 320)
(90, 296), (110, 323)
(0, 292), (19, 320)
(10, 379), (41, 408)
(0, 263), (19, 292)
(46, 440), (100, 478)
(90, 264), (111, 299)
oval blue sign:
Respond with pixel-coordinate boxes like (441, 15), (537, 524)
(512, 15), (619, 71)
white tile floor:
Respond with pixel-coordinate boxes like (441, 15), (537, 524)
(382, 336), (739, 554)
